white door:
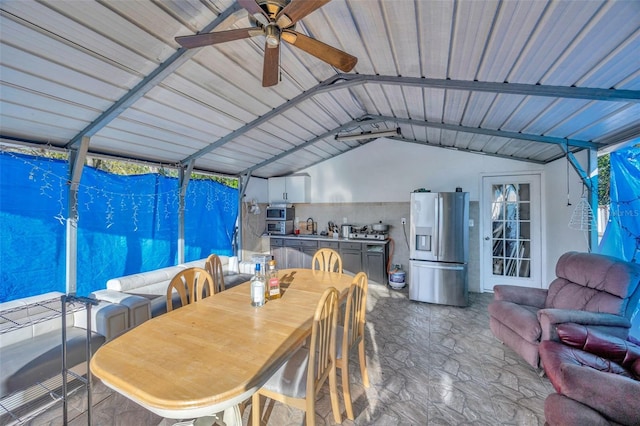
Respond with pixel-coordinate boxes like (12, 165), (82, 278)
(481, 174), (542, 291)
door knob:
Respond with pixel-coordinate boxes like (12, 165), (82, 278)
(484, 237), (490, 241)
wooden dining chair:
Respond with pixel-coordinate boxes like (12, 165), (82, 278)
(166, 267), (215, 312)
(252, 287), (342, 426)
(204, 253), (225, 294)
(311, 248), (343, 273)
(336, 271), (370, 420)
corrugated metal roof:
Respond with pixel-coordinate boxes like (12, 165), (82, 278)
(1, 0), (639, 178)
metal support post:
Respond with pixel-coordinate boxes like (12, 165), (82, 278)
(61, 294), (99, 425)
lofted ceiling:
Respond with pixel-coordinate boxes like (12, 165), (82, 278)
(1, 0), (639, 179)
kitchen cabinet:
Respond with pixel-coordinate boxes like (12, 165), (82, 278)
(283, 239), (317, 269)
(317, 241), (339, 250)
(269, 236), (389, 283)
(363, 243), (388, 284)
(270, 238), (286, 268)
(339, 241), (363, 275)
(268, 174), (310, 204)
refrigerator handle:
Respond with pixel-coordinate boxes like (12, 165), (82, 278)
(434, 195), (440, 257)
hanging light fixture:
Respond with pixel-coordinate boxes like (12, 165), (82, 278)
(335, 127), (401, 142)
(569, 185), (595, 231)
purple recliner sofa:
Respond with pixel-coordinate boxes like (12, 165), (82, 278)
(488, 251), (640, 368)
(539, 323), (640, 425)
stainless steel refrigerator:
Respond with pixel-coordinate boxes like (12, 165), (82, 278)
(409, 191), (469, 306)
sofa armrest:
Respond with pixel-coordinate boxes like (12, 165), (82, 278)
(73, 301), (128, 341)
(538, 308), (631, 342)
(559, 363), (640, 425)
(493, 285), (547, 308)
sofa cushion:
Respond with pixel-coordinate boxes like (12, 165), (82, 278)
(556, 323), (640, 377)
(0, 327), (105, 398)
(546, 251), (640, 315)
(106, 265), (188, 292)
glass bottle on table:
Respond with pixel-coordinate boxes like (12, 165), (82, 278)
(250, 263), (265, 307)
(266, 256), (281, 300)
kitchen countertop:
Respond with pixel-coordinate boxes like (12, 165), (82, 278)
(267, 234), (389, 244)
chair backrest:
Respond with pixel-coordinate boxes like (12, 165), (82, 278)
(343, 272), (368, 354)
(307, 286), (340, 398)
(545, 251), (640, 317)
(205, 254), (225, 294)
(312, 248), (343, 273)
(166, 267), (215, 312)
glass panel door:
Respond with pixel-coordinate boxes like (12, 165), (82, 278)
(482, 174), (541, 291)
(491, 184), (531, 278)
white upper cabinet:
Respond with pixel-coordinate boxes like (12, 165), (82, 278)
(268, 174), (310, 204)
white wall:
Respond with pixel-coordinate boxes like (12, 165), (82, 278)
(244, 176), (269, 203)
(305, 139), (544, 203)
(543, 151), (591, 283)
(292, 138), (590, 289)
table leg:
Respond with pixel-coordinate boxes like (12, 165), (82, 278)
(189, 404), (241, 426)
(222, 404), (242, 426)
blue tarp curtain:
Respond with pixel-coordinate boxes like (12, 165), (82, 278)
(598, 146), (640, 343)
(0, 151), (238, 302)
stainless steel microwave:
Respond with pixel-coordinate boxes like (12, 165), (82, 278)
(266, 206), (295, 221)
(266, 220), (294, 235)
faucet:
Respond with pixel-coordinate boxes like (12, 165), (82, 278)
(306, 218), (315, 234)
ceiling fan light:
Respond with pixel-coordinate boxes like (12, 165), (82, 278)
(265, 24), (280, 47)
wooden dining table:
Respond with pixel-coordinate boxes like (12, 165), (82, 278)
(90, 268), (354, 425)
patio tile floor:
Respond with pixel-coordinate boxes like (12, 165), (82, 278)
(23, 284), (553, 425)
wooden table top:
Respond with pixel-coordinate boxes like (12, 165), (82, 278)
(90, 269), (354, 419)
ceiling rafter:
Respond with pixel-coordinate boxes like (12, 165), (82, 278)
(363, 114), (599, 149)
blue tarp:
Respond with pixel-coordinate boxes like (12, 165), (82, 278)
(0, 151), (238, 302)
(598, 146), (640, 343)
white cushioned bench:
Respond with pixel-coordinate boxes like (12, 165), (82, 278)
(99, 256), (252, 318)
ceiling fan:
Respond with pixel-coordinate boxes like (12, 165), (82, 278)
(175, 0), (357, 87)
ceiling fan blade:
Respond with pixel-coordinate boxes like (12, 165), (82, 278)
(238, 0), (264, 16)
(238, 0), (269, 26)
(276, 0), (331, 27)
(175, 28), (258, 49)
(282, 30), (357, 72)
(262, 42), (280, 87)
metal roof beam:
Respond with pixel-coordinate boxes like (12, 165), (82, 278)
(366, 115), (599, 149)
(336, 74), (640, 102)
(183, 74), (634, 168)
(393, 137), (546, 165)
(65, 3), (242, 149)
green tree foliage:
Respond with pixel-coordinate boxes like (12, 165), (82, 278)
(11, 146), (238, 188)
(598, 154), (610, 206)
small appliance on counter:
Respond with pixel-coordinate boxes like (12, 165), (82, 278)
(348, 222), (390, 240)
(341, 224), (352, 238)
(266, 220), (294, 235)
(266, 204), (295, 221)
(265, 204), (295, 235)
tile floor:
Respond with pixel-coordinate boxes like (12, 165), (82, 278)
(21, 283), (553, 425)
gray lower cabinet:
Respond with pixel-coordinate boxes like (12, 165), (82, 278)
(280, 239), (318, 269)
(363, 243), (388, 284)
(339, 241), (363, 275)
(270, 237), (389, 283)
(270, 238), (286, 267)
